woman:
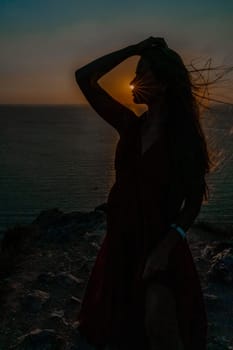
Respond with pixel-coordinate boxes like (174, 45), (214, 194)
(75, 37), (210, 350)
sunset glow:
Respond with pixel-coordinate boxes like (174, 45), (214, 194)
(0, 1), (232, 105)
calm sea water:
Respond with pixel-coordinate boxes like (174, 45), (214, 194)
(0, 104), (233, 231)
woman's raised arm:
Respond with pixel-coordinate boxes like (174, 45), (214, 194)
(75, 37), (165, 134)
(75, 45), (139, 134)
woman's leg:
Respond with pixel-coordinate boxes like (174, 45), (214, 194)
(145, 282), (183, 350)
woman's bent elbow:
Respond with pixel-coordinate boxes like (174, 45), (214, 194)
(75, 69), (83, 84)
(75, 70), (95, 90)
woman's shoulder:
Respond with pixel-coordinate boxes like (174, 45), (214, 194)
(119, 112), (142, 137)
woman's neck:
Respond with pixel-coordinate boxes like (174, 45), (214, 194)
(144, 106), (164, 127)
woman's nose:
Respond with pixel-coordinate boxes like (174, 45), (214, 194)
(130, 77), (138, 89)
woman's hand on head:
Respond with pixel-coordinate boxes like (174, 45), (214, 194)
(134, 37), (168, 55)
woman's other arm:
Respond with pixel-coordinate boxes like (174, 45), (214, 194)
(142, 182), (204, 279)
(160, 182), (204, 250)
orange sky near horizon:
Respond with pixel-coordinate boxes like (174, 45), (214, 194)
(1, 53), (232, 114)
(1, 0), (233, 108)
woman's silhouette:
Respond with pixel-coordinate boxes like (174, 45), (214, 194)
(75, 37), (209, 350)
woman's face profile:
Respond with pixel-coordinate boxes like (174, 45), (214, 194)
(130, 58), (165, 105)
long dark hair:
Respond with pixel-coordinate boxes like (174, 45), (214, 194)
(141, 46), (212, 201)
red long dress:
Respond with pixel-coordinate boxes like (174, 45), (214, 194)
(77, 116), (208, 350)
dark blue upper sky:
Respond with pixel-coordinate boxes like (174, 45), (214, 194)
(0, 0), (232, 104)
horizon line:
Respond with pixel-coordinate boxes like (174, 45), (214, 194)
(0, 102), (228, 109)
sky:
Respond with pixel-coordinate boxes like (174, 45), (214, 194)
(0, 0), (232, 106)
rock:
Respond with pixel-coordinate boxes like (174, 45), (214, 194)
(64, 296), (82, 320)
(90, 241), (100, 250)
(32, 208), (64, 229)
(69, 296), (82, 304)
(1, 225), (35, 255)
(21, 290), (50, 313)
(0, 225), (36, 277)
(202, 241), (233, 259)
(204, 293), (220, 310)
(207, 248), (233, 284)
(71, 321), (80, 329)
(37, 272), (55, 284)
(37, 272), (83, 288)
(204, 293), (219, 302)
(44, 310), (69, 329)
(95, 202), (108, 213)
(11, 328), (64, 349)
(51, 309), (65, 318)
(84, 232), (100, 239)
(54, 272), (84, 287)
(207, 335), (231, 350)
(202, 244), (216, 259)
(32, 209), (106, 243)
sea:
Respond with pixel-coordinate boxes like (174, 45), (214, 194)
(0, 104), (233, 232)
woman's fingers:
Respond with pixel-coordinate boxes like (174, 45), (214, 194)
(136, 37), (168, 54)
